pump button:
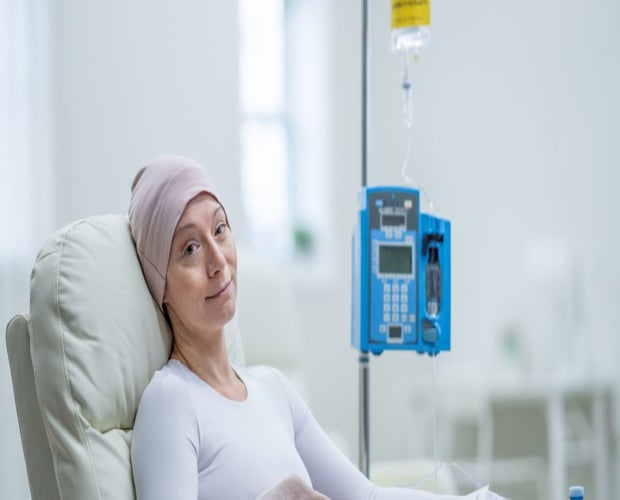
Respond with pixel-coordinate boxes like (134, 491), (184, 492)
(388, 325), (402, 341)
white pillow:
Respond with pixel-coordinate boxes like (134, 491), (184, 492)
(29, 214), (171, 499)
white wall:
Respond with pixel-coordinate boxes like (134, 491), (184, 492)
(50, 0), (245, 236)
(304, 0), (620, 467)
(3, 0), (620, 498)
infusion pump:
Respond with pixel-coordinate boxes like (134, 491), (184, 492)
(352, 186), (450, 355)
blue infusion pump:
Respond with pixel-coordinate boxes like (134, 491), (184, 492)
(352, 186), (451, 355)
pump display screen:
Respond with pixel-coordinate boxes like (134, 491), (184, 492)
(379, 244), (412, 275)
(381, 213), (405, 227)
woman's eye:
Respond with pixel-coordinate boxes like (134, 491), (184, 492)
(215, 223), (227, 236)
(184, 243), (198, 256)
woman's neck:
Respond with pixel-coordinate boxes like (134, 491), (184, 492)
(170, 330), (246, 401)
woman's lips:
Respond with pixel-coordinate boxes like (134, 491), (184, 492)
(206, 280), (232, 300)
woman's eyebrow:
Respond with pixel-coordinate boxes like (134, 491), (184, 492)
(173, 223), (197, 239)
(173, 205), (224, 238)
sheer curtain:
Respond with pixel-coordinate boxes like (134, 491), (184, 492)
(0, 0), (52, 498)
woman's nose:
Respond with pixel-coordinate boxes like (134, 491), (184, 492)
(205, 239), (226, 277)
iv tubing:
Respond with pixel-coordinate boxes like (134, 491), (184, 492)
(415, 462), (483, 492)
(401, 48), (414, 185)
(399, 49), (435, 216)
(414, 354), (483, 493)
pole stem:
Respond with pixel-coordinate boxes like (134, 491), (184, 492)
(362, 0), (369, 188)
(359, 352), (370, 476)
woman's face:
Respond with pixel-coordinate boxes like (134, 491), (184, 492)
(163, 193), (237, 339)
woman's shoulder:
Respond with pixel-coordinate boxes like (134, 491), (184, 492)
(240, 365), (310, 427)
(239, 365), (302, 402)
(139, 360), (193, 408)
(132, 361), (201, 458)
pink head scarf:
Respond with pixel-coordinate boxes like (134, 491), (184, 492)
(128, 155), (225, 311)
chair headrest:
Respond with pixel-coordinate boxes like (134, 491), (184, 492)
(29, 214), (172, 498)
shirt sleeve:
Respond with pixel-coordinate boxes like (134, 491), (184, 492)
(270, 368), (463, 500)
(131, 372), (200, 500)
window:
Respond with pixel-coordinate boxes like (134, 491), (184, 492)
(239, 0), (329, 270)
(0, 2), (52, 497)
(239, 0), (290, 258)
(0, 1), (52, 295)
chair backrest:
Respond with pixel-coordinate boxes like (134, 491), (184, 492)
(236, 246), (306, 395)
(5, 214), (244, 500)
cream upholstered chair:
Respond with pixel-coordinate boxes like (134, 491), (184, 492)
(235, 246), (307, 398)
(5, 214), (244, 500)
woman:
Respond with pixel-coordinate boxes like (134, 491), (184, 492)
(129, 155), (503, 500)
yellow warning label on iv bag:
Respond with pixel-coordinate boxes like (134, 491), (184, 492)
(391, 0), (430, 29)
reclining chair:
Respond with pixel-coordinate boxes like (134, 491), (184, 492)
(5, 215), (244, 500)
(6, 213), (459, 499)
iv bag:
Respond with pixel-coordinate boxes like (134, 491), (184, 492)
(391, 0), (431, 53)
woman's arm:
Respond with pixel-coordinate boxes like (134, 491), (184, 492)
(272, 368), (503, 500)
(131, 375), (199, 500)
(295, 410), (461, 500)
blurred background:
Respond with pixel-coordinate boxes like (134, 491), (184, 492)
(1, 0), (619, 498)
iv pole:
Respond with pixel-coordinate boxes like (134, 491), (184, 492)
(359, 0), (370, 478)
(359, 352), (370, 477)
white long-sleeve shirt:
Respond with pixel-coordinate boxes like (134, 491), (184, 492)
(131, 360), (495, 500)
